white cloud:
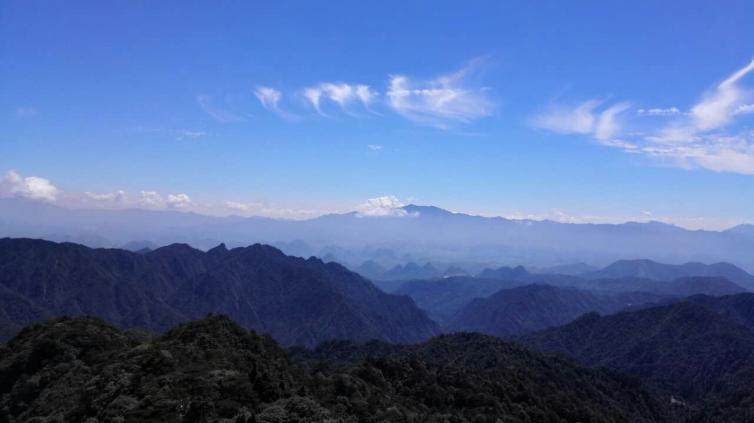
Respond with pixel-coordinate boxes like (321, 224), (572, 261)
(225, 200), (262, 212)
(634, 60), (754, 173)
(355, 85), (377, 109)
(637, 107), (682, 116)
(497, 208), (733, 230)
(138, 191), (164, 208)
(134, 126), (206, 141)
(367, 144), (383, 151)
(255, 86), (281, 110)
(595, 102), (632, 140)
(533, 99), (631, 140)
(386, 59), (494, 128)
(598, 138), (641, 151)
(197, 95), (248, 123)
(535, 59), (754, 174)
(176, 130), (205, 140)
(691, 58), (754, 131)
(166, 193), (191, 209)
(0, 170), (59, 202)
(302, 82), (377, 116)
(356, 195), (412, 217)
(255, 86), (299, 120)
(532, 100), (601, 135)
(637, 133), (754, 174)
(223, 200), (330, 219)
(302, 88), (324, 115)
(84, 190), (127, 202)
(734, 103), (754, 115)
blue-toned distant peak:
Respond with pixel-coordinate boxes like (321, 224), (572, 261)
(727, 224), (754, 235)
(402, 204), (453, 216)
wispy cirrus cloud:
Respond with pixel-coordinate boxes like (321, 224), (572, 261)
(532, 100), (601, 135)
(197, 95), (248, 123)
(691, 59), (754, 131)
(386, 59), (494, 128)
(254, 86), (299, 120)
(249, 58), (494, 128)
(302, 82), (377, 117)
(595, 102), (633, 140)
(637, 107), (682, 116)
(532, 99), (632, 141)
(255, 87), (282, 112)
(534, 58), (754, 174)
(134, 126), (206, 141)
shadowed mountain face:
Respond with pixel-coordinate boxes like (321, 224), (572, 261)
(447, 284), (667, 337)
(0, 238), (438, 346)
(393, 277), (525, 322)
(0, 315), (669, 422)
(522, 294), (754, 408)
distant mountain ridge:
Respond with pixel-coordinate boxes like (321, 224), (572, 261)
(585, 259), (754, 290)
(447, 284), (667, 337)
(394, 277), (525, 322)
(0, 237), (438, 346)
(394, 268), (747, 331)
(478, 265), (530, 280)
(3, 198), (754, 272)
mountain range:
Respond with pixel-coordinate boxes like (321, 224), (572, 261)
(4, 236), (754, 420)
(0, 238), (437, 346)
(3, 198), (754, 272)
(478, 259), (754, 291)
(392, 269), (748, 326)
(4, 237), (752, 349)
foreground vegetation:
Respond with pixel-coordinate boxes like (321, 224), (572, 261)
(1, 315), (669, 423)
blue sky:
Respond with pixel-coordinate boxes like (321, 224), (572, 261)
(1, 1), (754, 229)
